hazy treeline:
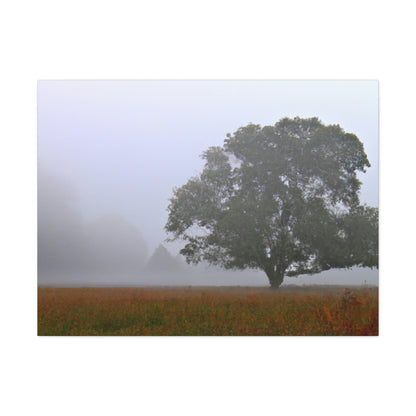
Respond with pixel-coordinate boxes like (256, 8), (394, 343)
(38, 170), (148, 283)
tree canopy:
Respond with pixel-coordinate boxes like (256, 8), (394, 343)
(165, 117), (378, 288)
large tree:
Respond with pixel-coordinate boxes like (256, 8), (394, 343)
(165, 117), (378, 288)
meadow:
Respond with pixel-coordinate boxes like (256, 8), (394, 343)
(38, 286), (378, 336)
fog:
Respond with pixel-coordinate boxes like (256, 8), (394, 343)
(38, 80), (378, 287)
(38, 169), (148, 284)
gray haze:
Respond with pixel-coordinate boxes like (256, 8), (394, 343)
(38, 80), (378, 286)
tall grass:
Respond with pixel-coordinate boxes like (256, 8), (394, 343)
(38, 286), (378, 336)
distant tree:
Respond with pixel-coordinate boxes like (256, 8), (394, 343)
(144, 244), (185, 274)
(165, 117), (378, 288)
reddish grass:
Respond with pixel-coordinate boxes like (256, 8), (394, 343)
(38, 286), (378, 336)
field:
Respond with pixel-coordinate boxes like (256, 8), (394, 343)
(38, 286), (378, 336)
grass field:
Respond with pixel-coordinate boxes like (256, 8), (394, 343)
(38, 286), (378, 336)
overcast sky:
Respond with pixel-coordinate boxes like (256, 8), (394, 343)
(38, 80), (378, 256)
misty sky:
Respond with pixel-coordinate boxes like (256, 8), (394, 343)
(38, 80), (378, 258)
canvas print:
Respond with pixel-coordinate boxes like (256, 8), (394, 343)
(37, 80), (378, 335)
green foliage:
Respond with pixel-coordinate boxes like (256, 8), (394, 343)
(165, 117), (378, 288)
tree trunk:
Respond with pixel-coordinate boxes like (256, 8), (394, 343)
(265, 269), (285, 289)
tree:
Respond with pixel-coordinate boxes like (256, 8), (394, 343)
(165, 117), (378, 288)
(144, 244), (185, 274)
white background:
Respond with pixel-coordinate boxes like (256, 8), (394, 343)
(1, 1), (415, 415)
